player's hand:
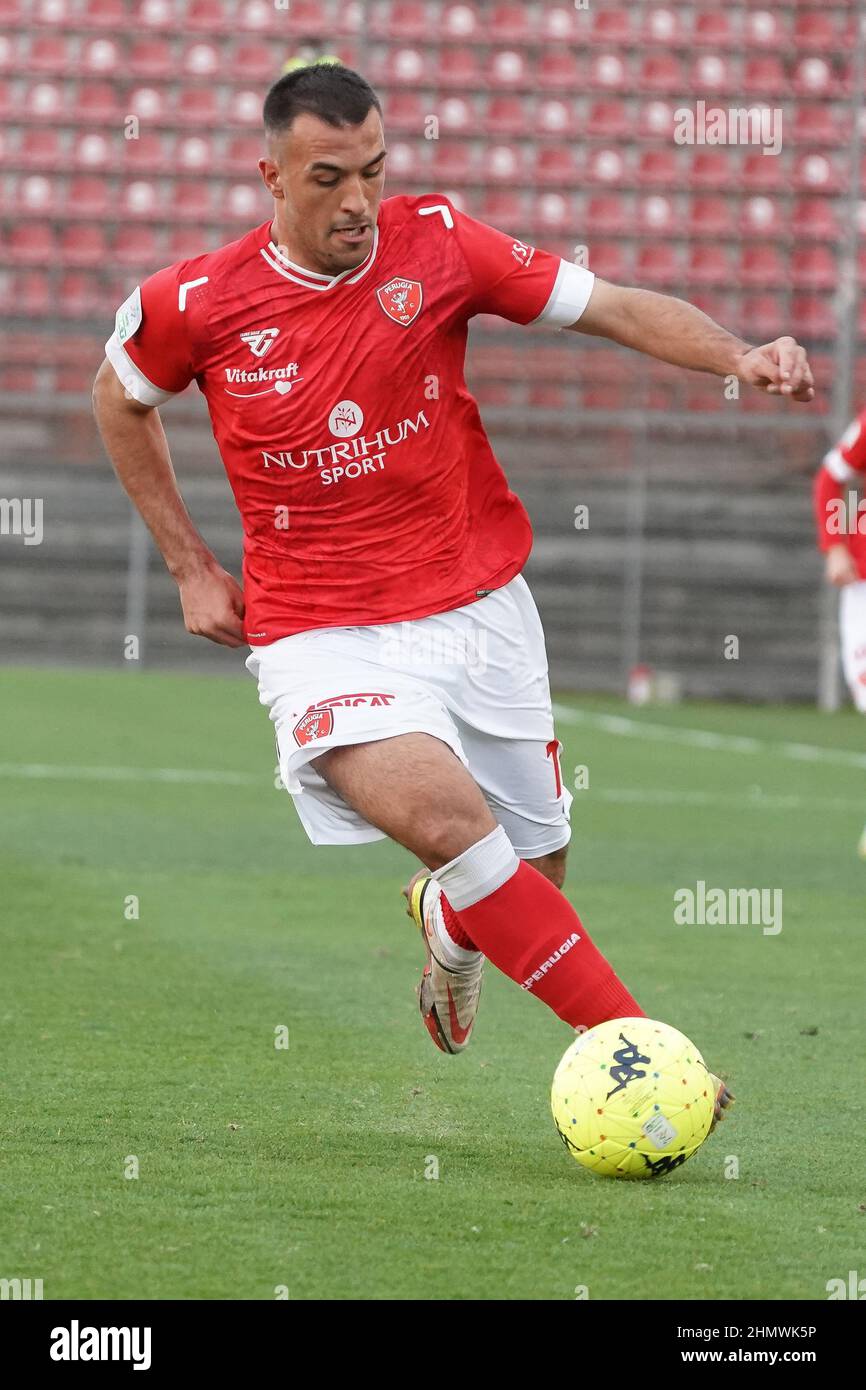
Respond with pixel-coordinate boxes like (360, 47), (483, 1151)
(825, 543), (859, 588)
(177, 561), (246, 647)
(736, 336), (815, 401)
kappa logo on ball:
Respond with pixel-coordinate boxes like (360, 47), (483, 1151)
(376, 277), (423, 326)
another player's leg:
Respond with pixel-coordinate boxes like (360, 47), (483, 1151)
(313, 732), (644, 1042)
(839, 581), (866, 857)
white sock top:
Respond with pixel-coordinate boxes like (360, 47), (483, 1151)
(432, 824), (519, 912)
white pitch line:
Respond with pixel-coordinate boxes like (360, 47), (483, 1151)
(553, 704), (866, 772)
(593, 787), (863, 813)
(0, 763), (261, 786)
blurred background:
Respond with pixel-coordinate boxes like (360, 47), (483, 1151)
(0, 0), (863, 704)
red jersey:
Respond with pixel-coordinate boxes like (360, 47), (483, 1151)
(813, 409), (866, 579)
(105, 193), (595, 644)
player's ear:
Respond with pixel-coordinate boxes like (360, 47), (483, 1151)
(258, 156), (284, 200)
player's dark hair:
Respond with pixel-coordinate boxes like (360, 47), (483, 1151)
(263, 65), (382, 137)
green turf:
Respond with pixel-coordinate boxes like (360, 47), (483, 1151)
(1, 667), (863, 1300)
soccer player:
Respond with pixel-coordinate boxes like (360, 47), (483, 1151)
(93, 66), (814, 1117)
(813, 409), (866, 856)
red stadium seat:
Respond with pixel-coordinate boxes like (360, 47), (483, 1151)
(742, 150), (789, 191)
(635, 243), (682, 286)
(430, 141), (478, 182)
(240, 0), (280, 33)
(742, 57), (788, 97)
(688, 197), (734, 236)
(176, 88), (219, 127)
(791, 106), (846, 146)
(693, 14), (735, 47)
(171, 180), (213, 223)
(636, 193), (674, 234)
(745, 9), (789, 48)
(793, 197), (839, 240)
(640, 7), (685, 45)
(384, 47), (427, 86)
(535, 192), (575, 233)
(792, 295), (836, 338)
(537, 50), (581, 91)
(0, 79), (12, 119)
(29, 35), (73, 72)
(480, 190), (528, 228)
(128, 39), (172, 78)
(81, 37), (120, 75)
(539, 6), (578, 42)
(74, 132), (112, 170)
(134, 0), (178, 27)
(488, 49), (532, 88)
(167, 227), (212, 261)
(489, 5), (532, 43)
(689, 151), (735, 190)
(23, 80), (63, 119)
(177, 135), (213, 174)
(739, 245), (788, 288)
(436, 47), (483, 88)
(537, 98), (578, 137)
(59, 272), (101, 318)
(637, 100), (675, 140)
(19, 128), (63, 168)
(637, 55), (686, 93)
(589, 11), (633, 44)
(122, 133), (171, 174)
(740, 195), (783, 237)
(536, 145), (580, 186)
(636, 149), (681, 186)
(16, 271), (51, 315)
(7, 223), (55, 263)
(229, 89), (262, 126)
(0, 32), (14, 76)
(440, 96), (476, 133)
(586, 100), (629, 139)
(30, 0), (72, 22)
(184, 0), (228, 29)
(225, 182), (262, 223)
(483, 96), (525, 136)
(226, 134), (263, 174)
(119, 178), (160, 219)
(792, 246), (838, 290)
(586, 244), (631, 282)
(60, 225), (108, 266)
(587, 193), (630, 234)
(585, 146), (628, 185)
(14, 173), (52, 214)
(66, 175), (110, 217)
(113, 225), (162, 267)
(587, 53), (628, 92)
(81, 0), (126, 25)
(686, 245), (732, 285)
(378, 3), (429, 40)
(231, 43), (275, 81)
(793, 13), (841, 51)
(76, 82), (122, 123)
(443, 4), (479, 39)
(740, 294), (786, 340)
(182, 41), (221, 78)
(487, 142), (527, 182)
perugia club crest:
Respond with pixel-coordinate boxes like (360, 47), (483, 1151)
(292, 708), (334, 746)
(376, 277), (423, 327)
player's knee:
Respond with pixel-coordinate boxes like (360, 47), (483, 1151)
(528, 845), (569, 889)
(415, 806), (499, 870)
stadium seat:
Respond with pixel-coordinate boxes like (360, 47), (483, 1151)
(170, 180), (214, 223)
(791, 106), (846, 146)
(19, 128), (63, 169)
(113, 225), (161, 267)
(81, 38), (120, 75)
(443, 4), (478, 39)
(231, 43), (275, 81)
(66, 175), (110, 217)
(793, 58), (833, 97)
(640, 7), (685, 45)
(792, 197), (839, 239)
(738, 245), (788, 288)
(588, 11), (633, 44)
(16, 271), (51, 315)
(745, 9), (789, 48)
(377, 3), (429, 40)
(119, 178), (160, 219)
(483, 96), (525, 136)
(177, 135), (212, 174)
(585, 146), (627, 185)
(587, 193), (630, 234)
(60, 225), (108, 267)
(689, 54), (736, 95)
(636, 193), (674, 234)
(636, 149), (681, 187)
(742, 57), (787, 95)
(539, 6), (579, 42)
(587, 53), (628, 92)
(14, 173), (52, 214)
(128, 39), (172, 78)
(480, 190), (528, 229)
(686, 245), (732, 285)
(688, 197), (734, 236)
(489, 5), (532, 43)
(585, 244), (631, 282)
(176, 88), (219, 127)
(384, 47), (428, 86)
(536, 145), (580, 187)
(122, 133), (171, 174)
(792, 246), (838, 290)
(23, 80), (63, 119)
(535, 192), (576, 233)
(59, 273), (102, 318)
(586, 100), (629, 139)
(75, 82), (121, 123)
(741, 150), (789, 192)
(740, 195), (783, 237)
(81, 0), (126, 25)
(430, 141), (478, 182)
(229, 89), (262, 126)
(635, 243), (682, 286)
(433, 46), (482, 89)
(538, 50), (582, 91)
(439, 96), (476, 133)
(134, 0), (177, 26)
(637, 100), (675, 140)
(0, 33), (14, 76)
(167, 227), (213, 261)
(537, 98), (578, 137)
(489, 49), (532, 88)
(689, 151), (735, 190)
(487, 143), (527, 182)
(791, 295), (836, 338)
(30, 0), (72, 23)
(28, 35), (73, 73)
(693, 14), (736, 46)
(793, 13), (842, 51)
(225, 182), (262, 223)
(74, 132), (112, 170)
(184, 0), (229, 30)
(182, 41), (221, 78)
(226, 135), (263, 174)
(794, 153), (846, 194)
(6, 223), (55, 263)
(637, 55), (686, 93)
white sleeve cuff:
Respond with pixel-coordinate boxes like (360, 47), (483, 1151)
(104, 331), (177, 407)
(531, 259), (596, 329)
(823, 447), (860, 484)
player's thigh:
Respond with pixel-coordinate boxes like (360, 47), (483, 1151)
(314, 732), (497, 867)
(839, 581), (866, 712)
(460, 727), (572, 861)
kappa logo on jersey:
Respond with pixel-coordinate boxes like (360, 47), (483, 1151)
(292, 691), (397, 746)
(376, 277), (423, 327)
(240, 327), (280, 358)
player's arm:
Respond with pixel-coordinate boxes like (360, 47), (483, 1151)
(813, 414), (866, 587)
(93, 272), (246, 649)
(567, 278), (815, 402)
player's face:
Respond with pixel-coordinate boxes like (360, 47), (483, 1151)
(261, 109), (387, 275)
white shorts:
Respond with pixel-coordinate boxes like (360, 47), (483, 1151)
(840, 580), (866, 712)
(245, 574), (572, 857)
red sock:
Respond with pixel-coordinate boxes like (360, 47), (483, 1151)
(442, 862), (643, 1031)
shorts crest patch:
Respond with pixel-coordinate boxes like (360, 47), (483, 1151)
(292, 707), (335, 746)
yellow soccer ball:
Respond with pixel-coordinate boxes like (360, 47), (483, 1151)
(551, 1018), (716, 1179)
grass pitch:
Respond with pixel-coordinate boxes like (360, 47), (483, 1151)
(0, 666), (863, 1300)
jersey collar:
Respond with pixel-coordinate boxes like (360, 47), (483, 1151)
(259, 224), (380, 291)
